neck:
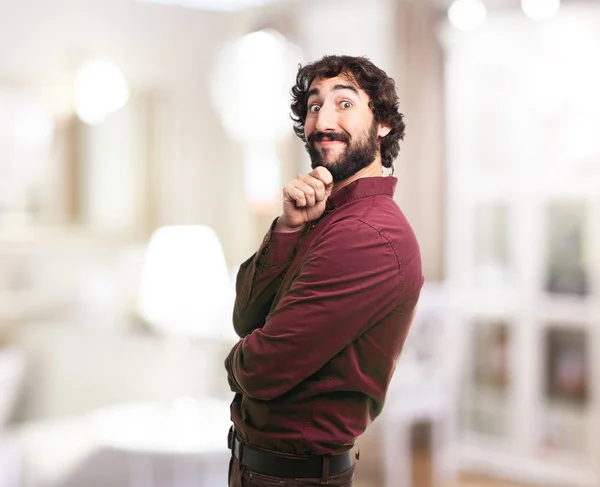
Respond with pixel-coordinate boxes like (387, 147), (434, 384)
(332, 157), (383, 193)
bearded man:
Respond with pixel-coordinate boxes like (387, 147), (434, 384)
(225, 54), (424, 487)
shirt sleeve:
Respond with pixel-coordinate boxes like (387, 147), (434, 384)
(225, 218), (403, 401)
(232, 218), (304, 337)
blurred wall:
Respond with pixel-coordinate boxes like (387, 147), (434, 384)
(0, 0), (255, 266)
(393, 0), (446, 281)
(0, 0), (445, 278)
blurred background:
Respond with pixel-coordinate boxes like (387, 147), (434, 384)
(0, 0), (599, 486)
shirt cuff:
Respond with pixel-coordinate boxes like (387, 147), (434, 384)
(257, 218), (304, 266)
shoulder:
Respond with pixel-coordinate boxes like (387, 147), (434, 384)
(319, 215), (394, 244)
(310, 214), (423, 297)
(329, 200), (424, 296)
(305, 218), (402, 295)
(335, 198), (421, 265)
(313, 217), (399, 268)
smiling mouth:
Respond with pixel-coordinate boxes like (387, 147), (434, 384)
(316, 140), (346, 146)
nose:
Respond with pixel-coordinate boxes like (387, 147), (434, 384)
(314, 102), (337, 133)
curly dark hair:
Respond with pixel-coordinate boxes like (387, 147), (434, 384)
(290, 55), (405, 170)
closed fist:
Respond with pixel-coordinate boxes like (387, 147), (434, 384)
(277, 167), (334, 232)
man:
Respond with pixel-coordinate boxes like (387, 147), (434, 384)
(225, 54), (423, 487)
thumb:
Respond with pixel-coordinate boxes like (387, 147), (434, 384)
(324, 182), (334, 198)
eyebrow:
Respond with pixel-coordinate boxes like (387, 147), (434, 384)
(306, 84), (360, 100)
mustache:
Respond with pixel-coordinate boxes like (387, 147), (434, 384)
(308, 131), (350, 145)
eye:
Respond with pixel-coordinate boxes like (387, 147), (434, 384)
(340, 100), (353, 109)
(308, 104), (320, 113)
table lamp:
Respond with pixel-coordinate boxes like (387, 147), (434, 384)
(87, 226), (235, 486)
(137, 225), (233, 339)
(137, 224), (236, 403)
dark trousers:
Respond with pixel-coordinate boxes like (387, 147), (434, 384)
(228, 456), (356, 487)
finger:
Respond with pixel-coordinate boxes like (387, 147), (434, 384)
(297, 173), (326, 202)
(310, 166), (334, 188)
(292, 178), (317, 207)
(283, 185), (307, 207)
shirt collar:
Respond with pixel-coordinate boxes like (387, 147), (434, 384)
(327, 176), (397, 210)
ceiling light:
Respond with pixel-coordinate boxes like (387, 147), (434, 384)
(448, 0), (487, 31)
(74, 60), (129, 125)
(521, 0), (560, 20)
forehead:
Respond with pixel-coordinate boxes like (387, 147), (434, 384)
(307, 74), (367, 99)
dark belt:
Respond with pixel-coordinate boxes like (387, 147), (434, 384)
(227, 427), (353, 479)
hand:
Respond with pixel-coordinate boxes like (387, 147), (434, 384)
(276, 167), (334, 232)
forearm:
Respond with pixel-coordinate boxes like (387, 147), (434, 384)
(232, 218), (304, 337)
(224, 340), (245, 395)
(232, 259), (286, 337)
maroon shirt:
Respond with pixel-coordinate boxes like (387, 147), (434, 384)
(225, 176), (423, 455)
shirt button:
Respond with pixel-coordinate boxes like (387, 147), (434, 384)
(262, 247), (269, 255)
(264, 235), (269, 243)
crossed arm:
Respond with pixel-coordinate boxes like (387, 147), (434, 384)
(225, 219), (402, 401)
(231, 220), (304, 338)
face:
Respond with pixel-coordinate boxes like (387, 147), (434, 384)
(303, 74), (390, 181)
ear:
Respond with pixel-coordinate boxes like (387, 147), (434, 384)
(377, 122), (392, 138)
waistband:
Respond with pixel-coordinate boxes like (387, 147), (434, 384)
(227, 427), (354, 479)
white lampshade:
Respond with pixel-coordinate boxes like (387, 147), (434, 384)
(137, 225), (233, 338)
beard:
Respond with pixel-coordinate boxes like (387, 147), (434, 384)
(305, 122), (380, 182)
